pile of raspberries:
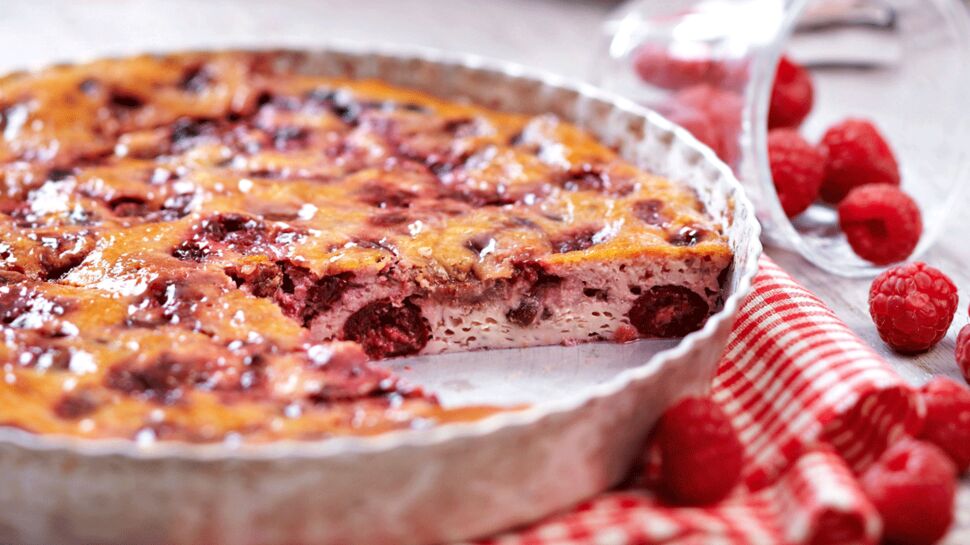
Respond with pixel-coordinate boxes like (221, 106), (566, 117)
(634, 47), (922, 265)
(633, 45), (969, 545)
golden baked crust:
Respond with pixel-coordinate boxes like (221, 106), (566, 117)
(0, 52), (731, 442)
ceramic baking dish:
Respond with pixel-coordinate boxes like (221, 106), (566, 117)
(0, 46), (762, 545)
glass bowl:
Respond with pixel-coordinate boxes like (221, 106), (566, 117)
(592, 0), (970, 277)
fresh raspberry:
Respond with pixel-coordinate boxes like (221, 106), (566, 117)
(869, 262), (958, 354)
(652, 396), (743, 504)
(820, 118), (900, 202)
(838, 185), (922, 265)
(659, 102), (724, 159)
(667, 84), (743, 164)
(767, 128), (825, 217)
(957, 324), (970, 385)
(633, 43), (724, 90)
(860, 439), (956, 545)
(918, 377), (970, 473)
(768, 55), (814, 129)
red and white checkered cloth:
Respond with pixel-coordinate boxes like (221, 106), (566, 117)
(477, 257), (924, 545)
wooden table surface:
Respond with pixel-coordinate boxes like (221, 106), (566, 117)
(1, 0), (967, 541)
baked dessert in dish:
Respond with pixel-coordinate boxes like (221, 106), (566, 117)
(0, 52), (732, 442)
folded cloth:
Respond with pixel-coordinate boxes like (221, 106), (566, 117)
(476, 257), (923, 545)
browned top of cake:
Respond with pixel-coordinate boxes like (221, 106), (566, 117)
(0, 51), (730, 442)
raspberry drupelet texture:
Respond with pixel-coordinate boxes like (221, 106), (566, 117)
(860, 439), (957, 545)
(838, 185), (922, 265)
(768, 55), (814, 129)
(957, 324), (970, 385)
(868, 262), (958, 354)
(918, 377), (970, 474)
(820, 118), (900, 203)
(767, 128), (825, 217)
(632, 43), (725, 90)
(651, 396), (743, 505)
(668, 84), (743, 164)
(660, 102), (724, 159)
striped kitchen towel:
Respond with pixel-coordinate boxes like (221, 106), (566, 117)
(478, 257), (924, 545)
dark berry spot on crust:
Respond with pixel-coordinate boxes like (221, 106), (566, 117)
(53, 390), (99, 419)
(507, 295), (541, 327)
(204, 213), (261, 238)
(306, 88), (362, 125)
(549, 227), (598, 254)
(104, 353), (217, 404)
(178, 65), (213, 93)
(505, 216), (540, 230)
(172, 213), (297, 262)
(562, 166), (606, 191)
(368, 211), (411, 227)
(14, 340), (72, 370)
(342, 298), (430, 359)
(254, 90), (275, 109)
(154, 193), (196, 221)
(47, 168), (74, 182)
(125, 274), (221, 329)
(667, 225), (709, 247)
(356, 182), (416, 209)
(170, 117), (216, 148)
(633, 199), (671, 227)
(397, 102), (429, 113)
(465, 233), (496, 258)
(627, 285), (709, 338)
(108, 90), (145, 110)
(442, 118), (478, 137)
(272, 126), (309, 150)
(351, 237), (396, 254)
(172, 238), (210, 262)
(108, 195), (150, 217)
(36, 232), (95, 280)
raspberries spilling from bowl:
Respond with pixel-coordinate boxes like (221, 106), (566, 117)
(839, 185), (922, 266)
(633, 47), (924, 265)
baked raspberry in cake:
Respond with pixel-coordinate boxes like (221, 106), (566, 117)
(0, 52), (732, 441)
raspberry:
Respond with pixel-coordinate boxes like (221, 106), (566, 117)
(820, 118), (900, 202)
(838, 185), (922, 265)
(957, 324), (970, 385)
(667, 84), (743, 164)
(869, 262), (958, 353)
(918, 377), (970, 473)
(860, 439), (956, 545)
(653, 396), (743, 504)
(659, 103), (724, 160)
(768, 55), (814, 129)
(632, 43), (724, 90)
(767, 129), (825, 217)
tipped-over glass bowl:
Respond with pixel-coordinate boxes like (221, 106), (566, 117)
(592, 0), (970, 277)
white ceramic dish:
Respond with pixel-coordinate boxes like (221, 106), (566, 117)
(0, 46), (761, 545)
